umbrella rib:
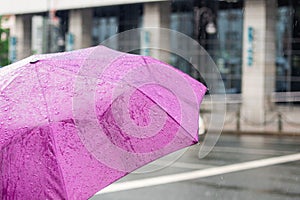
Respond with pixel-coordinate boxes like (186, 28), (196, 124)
(33, 63), (70, 198)
(33, 64), (52, 124)
(0, 66), (28, 93)
(0, 126), (70, 199)
(37, 60), (80, 75)
(141, 56), (204, 107)
(129, 56), (198, 140)
(103, 81), (197, 141)
(92, 55), (199, 141)
(47, 127), (70, 199)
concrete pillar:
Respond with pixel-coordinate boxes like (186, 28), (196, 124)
(14, 15), (32, 60)
(69, 8), (93, 50)
(141, 2), (170, 62)
(241, 0), (277, 130)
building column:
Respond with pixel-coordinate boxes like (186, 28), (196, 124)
(141, 2), (170, 62)
(241, 0), (277, 131)
(14, 15), (32, 60)
(69, 8), (93, 50)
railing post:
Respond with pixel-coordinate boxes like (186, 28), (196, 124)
(237, 107), (241, 131)
(278, 112), (282, 132)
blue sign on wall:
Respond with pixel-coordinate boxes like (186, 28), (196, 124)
(9, 36), (17, 63)
(247, 26), (254, 66)
(66, 32), (74, 52)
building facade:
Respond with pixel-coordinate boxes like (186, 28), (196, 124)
(0, 0), (299, 133)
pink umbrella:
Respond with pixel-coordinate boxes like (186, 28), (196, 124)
(0, 46), (206, 199)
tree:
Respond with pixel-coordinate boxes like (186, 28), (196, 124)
(0, 16), (10, 67)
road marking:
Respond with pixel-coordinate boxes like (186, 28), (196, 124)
(96, 153), (300, 195)
(213, 146), (295, 156)
(149, 160), (213, 170)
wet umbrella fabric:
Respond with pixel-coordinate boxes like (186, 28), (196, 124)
(0, 46), (206, 199)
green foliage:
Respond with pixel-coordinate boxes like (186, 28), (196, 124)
(0, 16), (10, 67)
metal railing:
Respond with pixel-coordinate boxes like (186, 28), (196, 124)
(201, 92), (300, 133)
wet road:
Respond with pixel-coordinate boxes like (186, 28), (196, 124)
(90, 134), (300, 200)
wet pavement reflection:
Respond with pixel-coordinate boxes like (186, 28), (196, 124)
(91, 134), (300, 200)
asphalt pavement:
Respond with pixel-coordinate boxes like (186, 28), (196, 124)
(90, 134), (300, 200)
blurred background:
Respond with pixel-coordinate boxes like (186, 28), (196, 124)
(0, 0), (299, 134)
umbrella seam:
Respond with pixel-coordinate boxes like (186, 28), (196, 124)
(127, 56), (199, 141)
(0, 65), (43, 150)
(47, 126), (70, 200)
(0, 127), (70, 198)
(132, 83), (196, 142)
(33, 63), (52, 124)
(35, 61), (80, 75)
(37, 46), (100, 75)
(98, 82), (197, 142)
(0, 126), (69, 199)
(0, 67), (28, 93)
(33, 63), (70, 199)
(93, 55), (200, 142)
(39, 47), (100, 76)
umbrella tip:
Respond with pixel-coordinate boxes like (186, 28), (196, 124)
(30, 57), (40, 64)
